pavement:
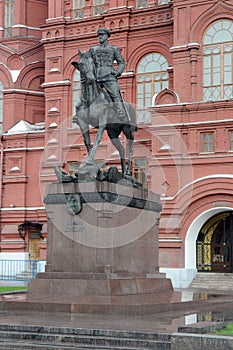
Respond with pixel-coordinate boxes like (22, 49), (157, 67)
(0, 289), (233, 334)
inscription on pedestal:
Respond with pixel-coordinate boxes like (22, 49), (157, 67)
(64, 219), (85, 232)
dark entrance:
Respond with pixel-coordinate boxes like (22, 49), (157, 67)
(196, 211), (233, 272)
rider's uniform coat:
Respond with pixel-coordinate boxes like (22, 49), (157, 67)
(89, 43), (125, 82)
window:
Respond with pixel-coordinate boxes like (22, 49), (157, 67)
(203, 19), (233, 101)
(73, 0), (85, 19)
(132, 158), (146, 186)
(202, 133), (214, 152)
(68, 162), (80, 177)
(0, 81), (3, 134)
(136, 0), (148, 8)
(73, 69), (81, 119)
(4, 0), (14, 37)
(93, 0), (104, 16)
(230, 131), (233, 151)
(158, 0), (170, 4)
(136, 53), (169, 123)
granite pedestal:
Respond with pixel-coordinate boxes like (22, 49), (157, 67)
(27, 180), (173, 315)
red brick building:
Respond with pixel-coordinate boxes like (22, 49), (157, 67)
(1, 0), (233, 287)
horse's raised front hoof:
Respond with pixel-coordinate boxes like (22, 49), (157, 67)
(124, 171), (131, 178)
(123, 173), (132, 181)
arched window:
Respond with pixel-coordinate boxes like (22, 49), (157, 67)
(0, 81), (3, 133)
(203, 19), (233, 101)
(72, 69), (81, 125)
(136, 53), (169, 123)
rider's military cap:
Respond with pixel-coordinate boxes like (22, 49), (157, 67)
(97, 27), (111, 37)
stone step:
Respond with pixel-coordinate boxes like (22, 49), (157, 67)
(0, 325), (171, 350)
(0, 340), (158, 350)
(0, 340), (92, 349)
(191, 283), (233, 286)
(193, 278), (233, 280)
(191, 280), (233, 284)
(190, 272), (233, 290)
(0, 332), (170, 349)
(0, 324), (171, 340)
(191, 273), (233, 278)
(191, 285), (233, 290)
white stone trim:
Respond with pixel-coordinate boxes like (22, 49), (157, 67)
(148, 118), (233, 128)
(3, 147), (45, 152)
(160, 267), (197, 288)
(41, 80), (71, 87)
(161, 174), (233, 201)
(159, 239), (182, 242)
(10, 70), (21, 83)
(3, 88), (44, 95)
(13, 24), (41, 31)
(185, 207), (233, 269)
(1, 206), (45, 211)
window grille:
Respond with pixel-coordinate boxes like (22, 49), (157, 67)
(4, 0), (14, 37)
(93, 0), (104, 16)
(158, 0), (170, 4)
(73, 0), (85, 19)
(203, 20), (233, 101)
(136, 0), (148, 8)
(73, 69), (81, 124)
(132, 159), (146, 186)
(0, 81), (3, 134)
(136, 53), (168, 123)
(202, 132), (214, 153)
(230, 131), (233, 151)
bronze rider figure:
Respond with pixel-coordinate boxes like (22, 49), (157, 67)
(89, 27), (126, 119)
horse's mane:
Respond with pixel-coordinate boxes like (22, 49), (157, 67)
(80, 51), (91, 59)
(78, 50), (98, 107)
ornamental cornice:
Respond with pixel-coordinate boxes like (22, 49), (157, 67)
(3, 88), (44, 95)
(149, 99), (233, 112)
(41, 5), (172, 43)
(170, 42), (200, 53)
(44, 191), (162, 213)
(41, 80), (71, 88)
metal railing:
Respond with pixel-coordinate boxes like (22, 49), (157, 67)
(0, 260), (46, 281)
(196, 242), (233, 273)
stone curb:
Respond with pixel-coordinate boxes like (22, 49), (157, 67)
(171, 321), (233, 350)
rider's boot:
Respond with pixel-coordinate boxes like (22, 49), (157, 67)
(114, 98), (126, 121)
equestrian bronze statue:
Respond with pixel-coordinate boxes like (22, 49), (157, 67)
(72, 28), (137, 177)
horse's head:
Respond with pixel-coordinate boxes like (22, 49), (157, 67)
(72, 49), (95, 84)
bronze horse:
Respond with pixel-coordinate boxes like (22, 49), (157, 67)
(72, 50), (137, 176)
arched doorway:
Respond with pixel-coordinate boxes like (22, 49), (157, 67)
(196, 211), (233, 273)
